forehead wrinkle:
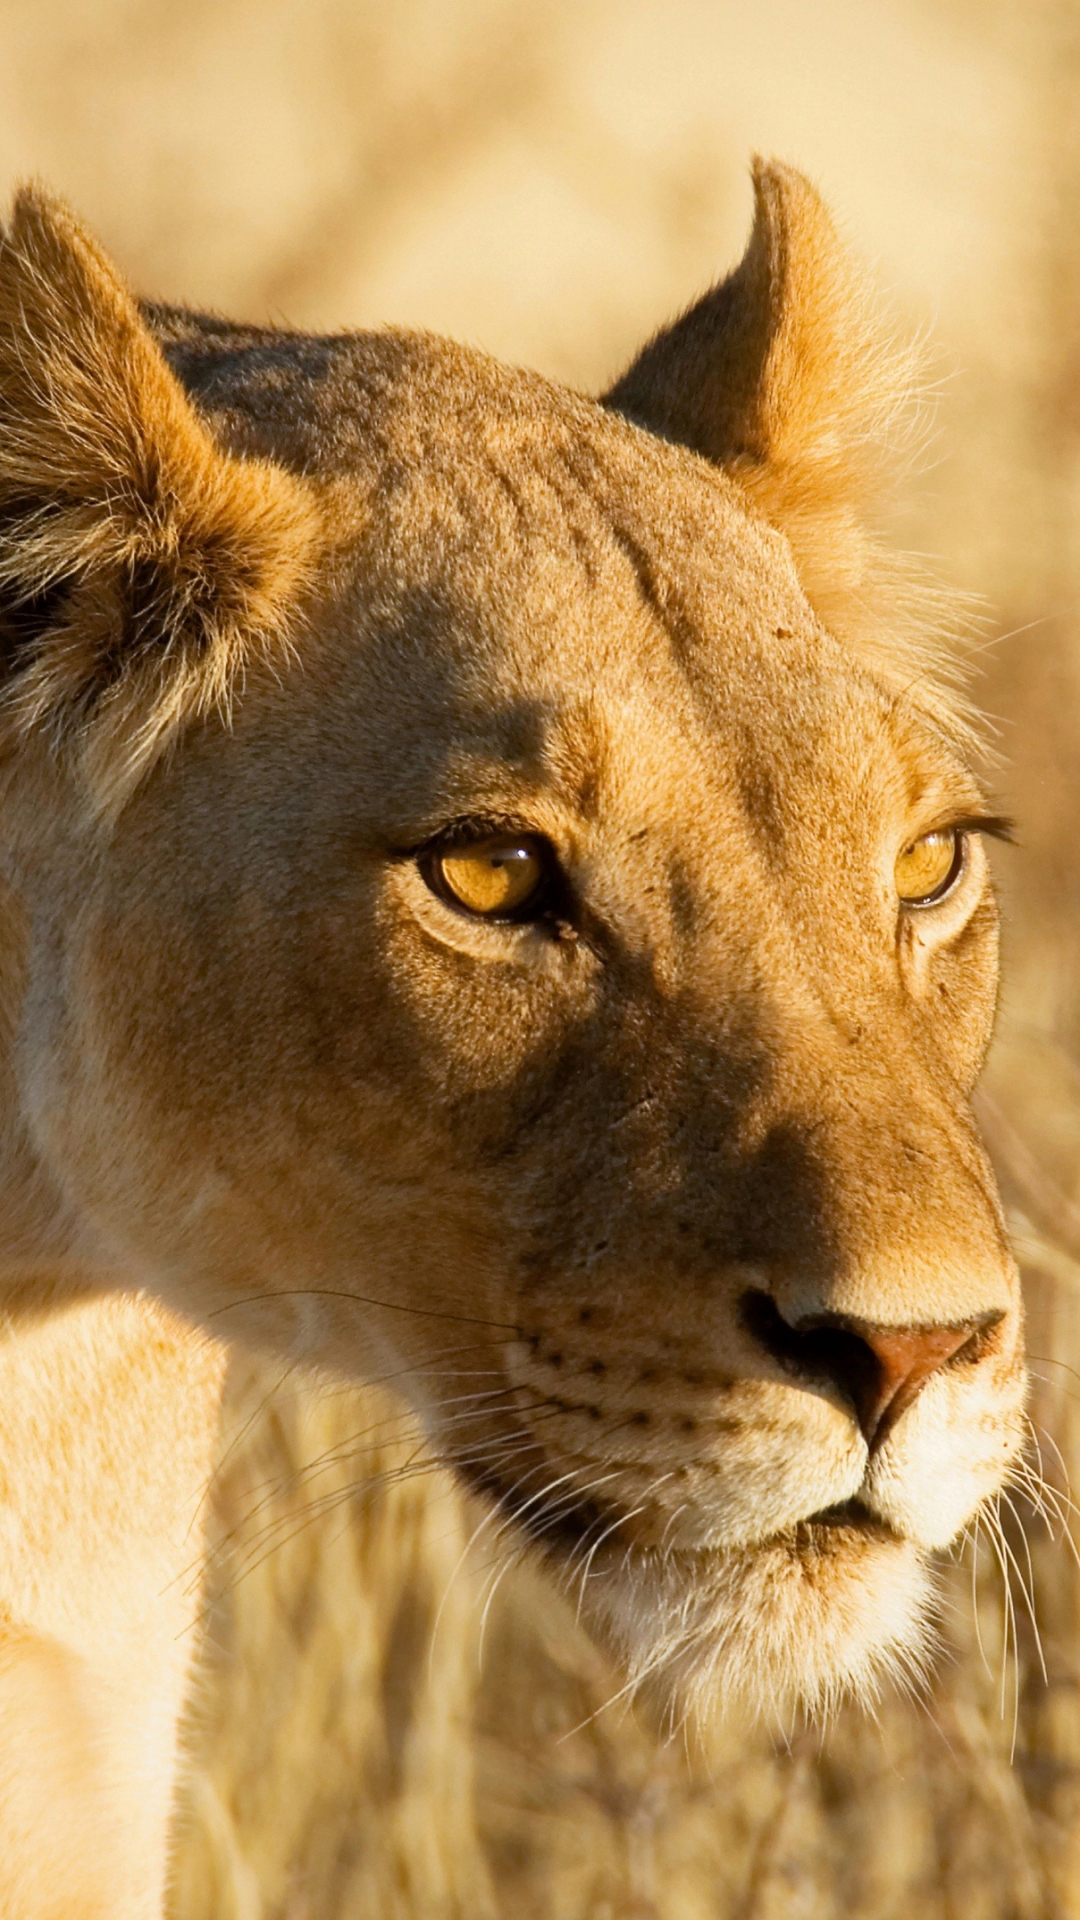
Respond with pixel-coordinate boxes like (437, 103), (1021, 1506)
(412, 693), (612, 836)
(427, 429), (621, 573)
(683, 624), (939, 863)
(431, 429), (730, 678)
(587, 705), (775, 929)
(588, 663), (908, 954)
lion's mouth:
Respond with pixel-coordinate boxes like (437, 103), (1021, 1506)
(796, 1497), (894, 1539)
(460, 1450), (897, 1562)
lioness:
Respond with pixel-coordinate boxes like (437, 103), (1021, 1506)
(0, 160), (1024, 1918)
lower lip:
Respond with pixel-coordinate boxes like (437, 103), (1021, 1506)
(796, 1500), (891, 1538)
(468, 1454), (895, 1557)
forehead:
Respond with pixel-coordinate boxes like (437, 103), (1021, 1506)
(302, 354), (970, 838)
(172, 321), (975, 833)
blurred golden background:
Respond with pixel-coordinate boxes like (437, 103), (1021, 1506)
(5, 1), (1080, 1913)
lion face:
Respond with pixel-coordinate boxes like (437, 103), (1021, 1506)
(0, 164), (1024, 1722)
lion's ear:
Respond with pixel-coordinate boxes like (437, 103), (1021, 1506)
(603, 159), (925, 651)
(0, 187), (317, 815)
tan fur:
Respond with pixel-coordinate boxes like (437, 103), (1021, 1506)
(0, 161), (1024, 1914)
(607, 158), (970, 742)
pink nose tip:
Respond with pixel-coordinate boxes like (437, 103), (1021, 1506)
(849, 1322), (984, 1449)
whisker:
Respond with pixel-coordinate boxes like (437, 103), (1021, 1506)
(202, 1427), (550, 1603)
(206, 1285), (522, 1335)
(983, 1497), (1019, 1749)
(476, 1544), (523, 1667)
(998, 1490), (1047, 1684)
(968, 1513), (993, 1684)
(566, 1477), (676, 1623)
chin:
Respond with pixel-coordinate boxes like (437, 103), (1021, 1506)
(552, 1512), (938, 1732)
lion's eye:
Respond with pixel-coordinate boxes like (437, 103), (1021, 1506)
(894, 828), (963, 907)
(427, 834), (552, 919)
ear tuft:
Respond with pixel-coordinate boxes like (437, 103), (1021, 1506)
(0, 186), (319, 815)
(605, 160), (973, 739)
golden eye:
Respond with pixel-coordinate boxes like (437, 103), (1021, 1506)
(894, 828), (963, 906)
(429, 834), (551, 919)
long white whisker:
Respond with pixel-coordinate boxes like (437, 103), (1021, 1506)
(969, 1513), (993, 1683)
(998, 1490), (1047, 1685)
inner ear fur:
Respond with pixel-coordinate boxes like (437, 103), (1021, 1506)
(0, 187), (318, 815)
(604, 159), (969, 724)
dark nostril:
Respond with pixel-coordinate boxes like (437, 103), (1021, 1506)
(741, 1292), (880, 1439)
(739, 1289), (1002, 1450)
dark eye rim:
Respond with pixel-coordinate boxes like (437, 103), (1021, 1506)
(897, 827), (967, 910)
(418, 823), (564, 924)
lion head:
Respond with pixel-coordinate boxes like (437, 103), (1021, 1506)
(0, 161), (1025, 1724)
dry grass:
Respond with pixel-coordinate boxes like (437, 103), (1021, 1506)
(6, 0), (1080, 1911)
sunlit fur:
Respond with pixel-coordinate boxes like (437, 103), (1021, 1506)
(586, 1529), (938, 1730)
(0, 160), (1026, 1915)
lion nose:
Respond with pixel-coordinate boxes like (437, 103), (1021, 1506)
(740, 1291), (1002, 1450)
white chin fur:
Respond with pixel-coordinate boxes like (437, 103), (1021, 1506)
(575, 1527), (936, 1729)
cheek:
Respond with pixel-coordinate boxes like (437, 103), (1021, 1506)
(375, 919), (598, 1103)
(923, 908), (1000, 1089)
